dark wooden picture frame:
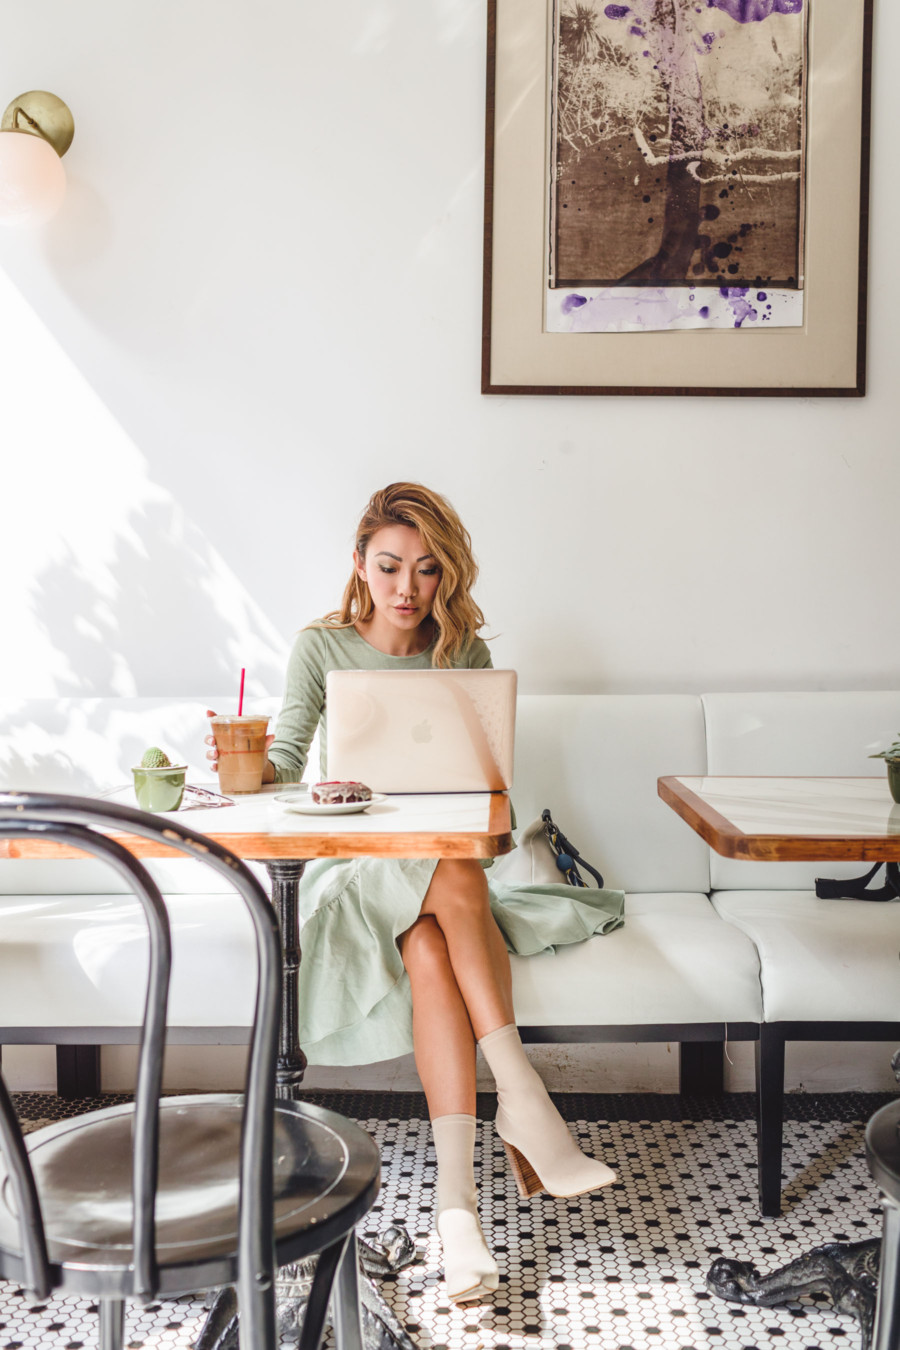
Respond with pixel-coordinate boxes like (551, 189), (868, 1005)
(482, 0), (873, 397)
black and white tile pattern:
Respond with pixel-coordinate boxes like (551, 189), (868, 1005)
(2, 1091), (893, 1349)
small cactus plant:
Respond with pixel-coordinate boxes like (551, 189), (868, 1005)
(871, 735), (900, 805)
(870, 735), (900, 765)
(140, 746), (172, 769)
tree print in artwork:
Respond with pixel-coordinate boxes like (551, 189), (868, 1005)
(550, 0), (806, 290)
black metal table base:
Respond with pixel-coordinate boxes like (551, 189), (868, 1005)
(195, 859), (420, 1350)
(267, 859), (309, 1100)
(709, 871), (900, 1350)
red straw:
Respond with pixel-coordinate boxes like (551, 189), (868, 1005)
(238, 668), (245, 716)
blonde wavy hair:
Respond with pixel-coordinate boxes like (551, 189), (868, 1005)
(315, 483), (485, 668)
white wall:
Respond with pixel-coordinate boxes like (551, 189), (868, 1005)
(1, 1), (898, 703)
(1, 1), (898, 1092)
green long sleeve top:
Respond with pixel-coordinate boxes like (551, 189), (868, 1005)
(268, 624), (493, 785)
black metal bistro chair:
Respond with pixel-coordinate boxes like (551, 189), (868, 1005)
(866, 1095), (900, 1350)
(0, 792), (381, 1350)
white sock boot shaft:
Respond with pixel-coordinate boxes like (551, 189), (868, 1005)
(431, 1114), (499, 1303)
(478, 1024), (616, 1198)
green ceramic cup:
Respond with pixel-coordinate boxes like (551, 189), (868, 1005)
(888, 761), (900, 806)
(132, 764), (187, 812)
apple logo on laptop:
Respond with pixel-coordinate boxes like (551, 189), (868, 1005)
(412, 719), (433, 744)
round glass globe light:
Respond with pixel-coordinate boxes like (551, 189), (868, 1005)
(0, 132), (66, 227)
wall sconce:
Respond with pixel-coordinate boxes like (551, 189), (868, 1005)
(0, 91), (74, 228)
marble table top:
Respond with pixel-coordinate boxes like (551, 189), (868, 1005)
(0, 783), (513, 862)
(658, 776), (900, 861)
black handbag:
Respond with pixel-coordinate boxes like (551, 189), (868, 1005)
(540, 808), (604, 889)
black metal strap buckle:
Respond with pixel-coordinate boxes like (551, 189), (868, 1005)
(814, 861), (900, 902)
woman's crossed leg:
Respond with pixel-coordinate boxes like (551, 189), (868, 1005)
(401, 859), (617, 1301)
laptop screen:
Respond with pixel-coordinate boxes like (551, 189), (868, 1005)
(326, 669), (517, 793)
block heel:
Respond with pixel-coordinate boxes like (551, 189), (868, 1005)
(501, 1140), (545, 1198)
(481, 1026), (618, 1200)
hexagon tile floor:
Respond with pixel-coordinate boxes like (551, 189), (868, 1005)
(3, 1090), (894, 1349)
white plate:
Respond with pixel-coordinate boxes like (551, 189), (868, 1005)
(274, 791), (386, 816)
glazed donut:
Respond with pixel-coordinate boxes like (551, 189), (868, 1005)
(312, 780), (373, 805)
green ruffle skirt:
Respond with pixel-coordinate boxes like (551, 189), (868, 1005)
(294, 856), (624, 1066)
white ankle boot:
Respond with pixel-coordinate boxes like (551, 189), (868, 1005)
(432, 1114), (499, 1303)
(479, 1024), (617, 1199)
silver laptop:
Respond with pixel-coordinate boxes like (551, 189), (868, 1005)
(326, 669), (517, 793)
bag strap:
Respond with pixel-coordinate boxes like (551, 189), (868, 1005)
(815, 861), (900, 902)
(541, 808), (605, 889)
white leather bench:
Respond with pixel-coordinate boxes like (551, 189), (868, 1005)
(2, 690), (900, 1216)
(505, 694), (761, 1091)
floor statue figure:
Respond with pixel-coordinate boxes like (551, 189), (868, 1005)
(708, 1237), (880, 1350)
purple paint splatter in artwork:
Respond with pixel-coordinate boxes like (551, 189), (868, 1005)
(717, 285), (757, 326)
(604, 4), (631, 19)
(707, 0), (801, 21)
(565, 288), (695, 332)
(730, 299), (758, 326)
(561, 294), (589, 315)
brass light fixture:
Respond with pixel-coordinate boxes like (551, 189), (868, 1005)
(0, 91), (74, 227)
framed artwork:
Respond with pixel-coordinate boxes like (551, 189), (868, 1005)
(482, 0), (873, 396)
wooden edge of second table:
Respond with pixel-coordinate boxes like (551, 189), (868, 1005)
(657, 775), (900, 862)
(657, 776), (747, 858)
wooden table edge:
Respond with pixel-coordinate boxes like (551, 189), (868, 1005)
(0, 793), (515, 863)
(658, 775), (900, 862)
(658, 776), (748, 858)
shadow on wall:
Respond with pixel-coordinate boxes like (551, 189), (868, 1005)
(3, 495), (288, 791)
(0, 695), (283, 795)
(26, 498), (285, 699)
(0, 261), (289, 708)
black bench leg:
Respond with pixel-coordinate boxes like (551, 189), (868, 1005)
(679, 1041), (724, 1095)
(56, 1045), (101, 1099)
(756, 1025), (785, 1217)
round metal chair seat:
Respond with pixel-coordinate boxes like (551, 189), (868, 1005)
(866, 1097), (900, 1203)
(0, 1095), (381, 1297)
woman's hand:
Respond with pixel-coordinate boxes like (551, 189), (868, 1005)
(205, 709), (220, 773)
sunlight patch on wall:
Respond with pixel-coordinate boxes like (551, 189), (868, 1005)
(0, 267), (288, 698)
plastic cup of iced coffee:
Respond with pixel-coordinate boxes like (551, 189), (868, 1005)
(210, 714), (270, 794)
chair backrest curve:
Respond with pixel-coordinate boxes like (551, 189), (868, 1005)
(0, 1069), (50, 1297)
(0, 791), (282, 1343)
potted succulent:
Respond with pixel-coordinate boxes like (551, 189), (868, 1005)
(132, 746), (187, 812)
(870, 734), (900, 805)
